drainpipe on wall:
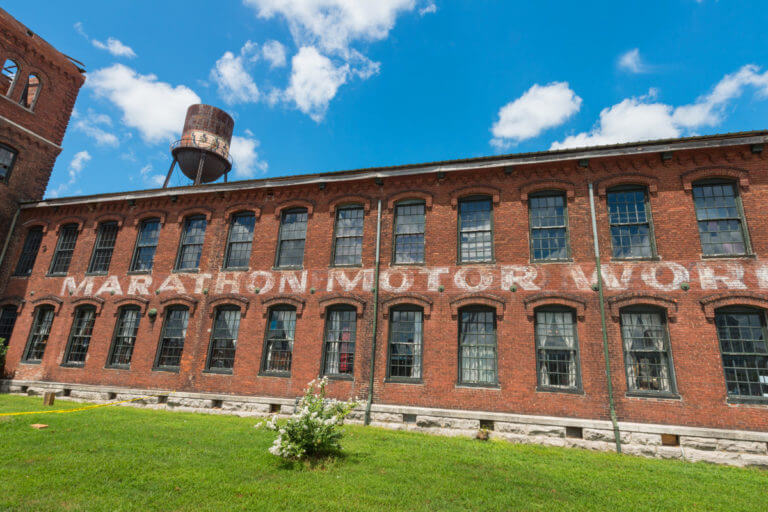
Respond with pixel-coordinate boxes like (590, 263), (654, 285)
(364, 198), (383, 426)
(588, 182), (622, 454)
(0, 206), (21, 274)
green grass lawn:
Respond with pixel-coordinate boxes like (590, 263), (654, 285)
(0, 394), (765, 512)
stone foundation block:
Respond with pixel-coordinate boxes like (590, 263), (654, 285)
(680, 436), (718, 451)
(621, 444), (658, 458)
(222, 401), (270, 413)
(656, 446), (684, 460)
(716, 439), (768, 455)
(739, 453), (768, 469)
(370, 412), (402, 423)
(415, 415), (480, 430)
(628, 433), (662, 446)
(583, 428), (615, 442)
(683, 448), (742, 466)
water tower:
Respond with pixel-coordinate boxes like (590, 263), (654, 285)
(162, 104), (234, 187)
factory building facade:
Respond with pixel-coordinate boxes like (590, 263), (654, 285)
(0, 8), (767, 467)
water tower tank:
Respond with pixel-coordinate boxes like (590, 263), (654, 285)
(170, 104), (234, 184)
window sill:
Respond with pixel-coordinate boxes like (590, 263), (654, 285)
(385, 378), (423, 385)
(259, 371), (291, 378)
(172, 269), (199, 274)
(455, 383), (500, 390)
(726, 396), (768, 405)
(701, 253), (756, 260)
(221, 267), (249, 272)
(203, 369), (234, 375)
(127, 270), (152, 276)
(85, 271), (109, 277)
(60, 363), (85, 369)
(329, 264), (363, 269)
(323, 374), (354, 381)
(457, 260), (495, 266)
(46, 273), (68, 278)
(389, 262), (426, 267)
(625, 391), (681, 400)
(152, 367), (180, 373)
(105, 365), (131, 371)
(536, 386), (584, 395)
(610, 255), (661, 262)
(20, 360), (41, 365)
(273, 265), (303, 271)
(10, 274), (30, 279)
(530, 258), (573, 264)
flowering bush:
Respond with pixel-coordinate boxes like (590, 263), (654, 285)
(258, 377), (359, 459)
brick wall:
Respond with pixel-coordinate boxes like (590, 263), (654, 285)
(2, 142), (767, 433)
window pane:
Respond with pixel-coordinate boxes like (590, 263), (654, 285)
(176, 217), (206, 270)
(323, 308), (356, 375)
(0, 305), (18, 347)
(535, 310), (579, 389)
(63, 308), (96, 365)
(20, 73), (40, 109)
(131, 219), (161, 272)
(50, 225), (79, 275)
(24, 307), (54, 362)
(263, 308), (297, 373)
(530, 194), (569, 261)
(0, 144), (17, 181)
(607, 189), (654, 258)
(715, 311), (768, 398)
(620, 311), (674, 393)
(156, 308), (189, 368)
(333, 207), (364, 266)
(459, 309), (497, 384)
(388, 309), (423, 379)
(88, 222), (119, 273)
(1, 59), (17, 96)
(277, 209), (308, 267)
(14, 227), (43, 276)
(108, 307), (140, 368)
(693, 183), (747, 255)
(394, 203), (425, 264)
(225, 213), (255, 269)
(459, 198), (492, 262)
(207, 308), (241, 371)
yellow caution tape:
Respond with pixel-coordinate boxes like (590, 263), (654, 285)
(0, 393), (171, 417)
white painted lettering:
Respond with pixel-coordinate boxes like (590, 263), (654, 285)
(500, 265), (540, 291)
(380, 268), (413, 293)
(279, 271), (308, 293)
(697, 263), (747, 290)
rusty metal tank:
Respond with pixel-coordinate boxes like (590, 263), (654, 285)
(171, 104), (234, 184)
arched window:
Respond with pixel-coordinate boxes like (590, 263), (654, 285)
(1, 59), (18, 96)
(23, 306), (55, 363)
(106, 306), (141, 369)
(275, 207), (308, 268)
(332, 205), (365, 266)
(223, 212), (255, 270)
(322, 306), (357, 377)
(130, 218), (161, 272)
(692, 179), (750, 256)
(154, 306), (189, 370)
(458, 306), (497, 385)
(535, 307), (581, 391)
(606, 186), (656, 259)
(20, 73), (40, 109)
(529, 191), (570, 262)
(261, 305), (297, 375)
(174, 215), (206, 271)
(714, 307), (768, 401)
(0, 305), (18, 348)
(0, 142), (18, 183)
(387, 306), (423, 381)
(458, 196), (493, 263)
(13, 226), (43, 276)
(206, 306), (241, 373)
(393, 200), (426, 264)
(62, 306), (97, 367)
(619, 306), (676, 395)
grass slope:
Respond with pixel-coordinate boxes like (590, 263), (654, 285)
(0, 394), (766, 511)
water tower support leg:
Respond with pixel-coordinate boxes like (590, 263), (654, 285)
(194, 151), (207, 186)
(162, 159), (177, 188)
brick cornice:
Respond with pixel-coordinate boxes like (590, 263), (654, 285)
(260, 295), (305, 317)
(382, 293), (433, 318)
(681, 166), (749, 193)
(318, 294), (366, 317)
(449, 293), (506, 318)
(699, 292), (768, 321)
(523, 293), (586, 320)
(607, 293), (678, 321)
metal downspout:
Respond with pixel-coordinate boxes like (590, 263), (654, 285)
(588, 182), (622, 454)
(364, 198), (383, 426)
(0, 207), (21, 274)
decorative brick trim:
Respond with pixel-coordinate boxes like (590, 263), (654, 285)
(450, 186), (501, 208)
(382, 293), (433, 318)
(329, 195), (371, 215)
(0, 295), (25, 313)
(449, 293), (505, 318)
(224, 204), (261, 220)
(175, 207), (213, 223)
(523, 293), (586, 320)
(31, 295), (62, 314)
(699, 292), (768, 321)
(607, 293), (678, 321)
(132, 210), (168, 226)
(319, 294), (366, 317)
(386, 190), (433, 210)
(53, 216), (86, 232)
(274, 199), (314, 218)
(520, 180), (576, 201)
(208, 294), (251, 317)
(597, 174), (659, 197)
(113, 297), (149, 315)
(159, 295), (198, 316)
(20, 218), (49, 233)
(92, 213), (125, 229)
(260, 295), (305, 317)
(70, 296), (104, 315)
(681, 166), (749, 193)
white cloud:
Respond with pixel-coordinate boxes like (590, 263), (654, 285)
(139, 164), (166, 187)
(490, 82), (582, 150)
(49, 151), (91, 198)
(618, 48), (646, 73)
(262, 40), (287, 68)
(88, 64), (200, 143)
(230, 135), (268, 178)
(551, 64), (768, 150)
(74, 110), (119, 147)
(210, 42), (261, 104)
(92, 37), (137, 58)
(284, 46), (349, 122)
(74, 22), (88, 39)
(419, 2), (437, 16)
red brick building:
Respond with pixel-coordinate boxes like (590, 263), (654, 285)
(0, 9), (766, 466)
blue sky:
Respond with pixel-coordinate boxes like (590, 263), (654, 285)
(5, 1), (768, 198)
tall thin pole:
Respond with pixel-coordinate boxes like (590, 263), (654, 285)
(364, 198), (383, 426)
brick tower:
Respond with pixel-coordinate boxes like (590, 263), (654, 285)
(0, 8), (85, 286)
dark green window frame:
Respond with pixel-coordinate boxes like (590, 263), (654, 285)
(275, 208), (308, 269)
(458, 306), (498, 386)
(0, 142), (18, 184)
(714, 307), (768, 403)
(386, 306), (424, 382)
(87, 221), (119, 274)
(331, 205), (365, 267)
(534, 306), (582, 393)
(23, 305), (54, 363)
(223, 212), (255, 270)
(0, 305), (18, 348)
(13, 226), (43, 276)
(606, 186), (657, 260)
(321, 306), (357, 378)
(174, 215), (207, 271)
(153, 306), (189, 371)
(48, 224), (79, 276)
(457, 196), (494, 264)
(692, 179), (751, 257)
(619, 307), (678, 397)
(392, 200), (426, 265)
(106, 306), (141, 369)
(260, 306), (297, 376)
(129, 218), (161, 272)
(205, 306), (241, 373)
(529, 191), (570, 262)
(62, 306), (96, 367)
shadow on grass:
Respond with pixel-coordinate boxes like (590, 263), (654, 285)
(274, 449), (367, 472)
